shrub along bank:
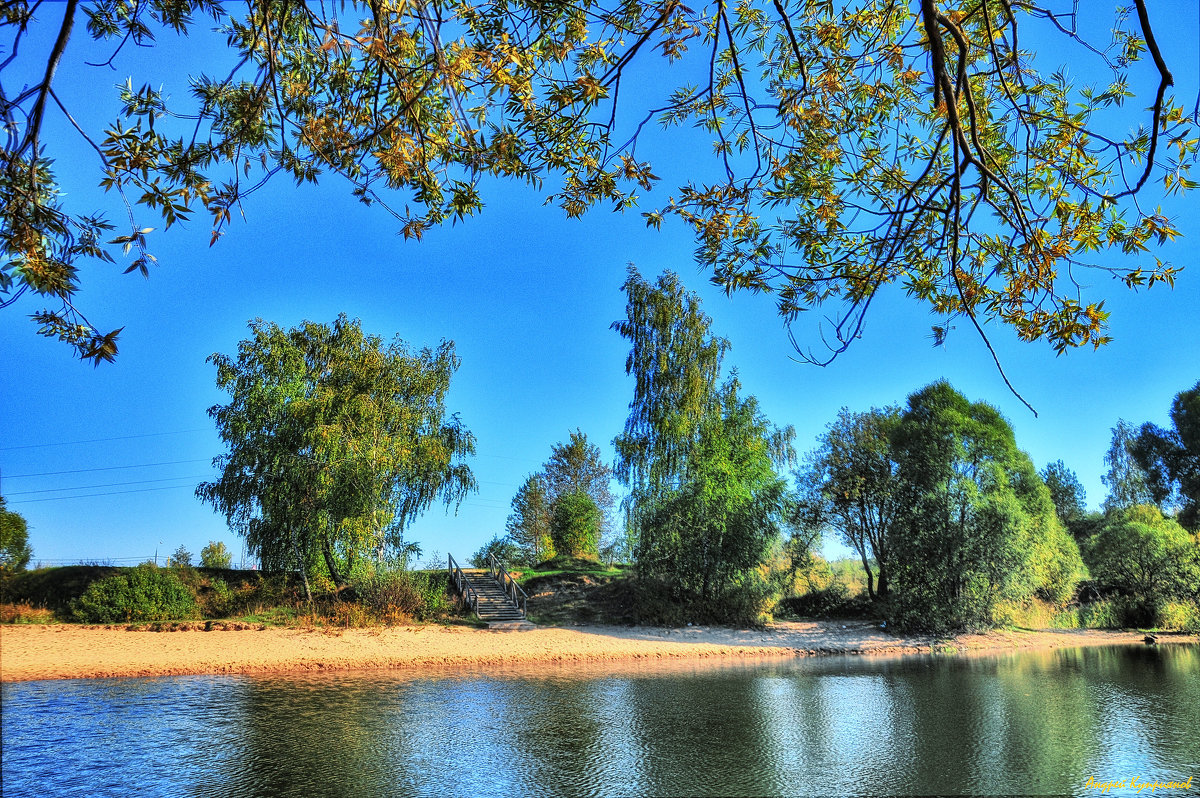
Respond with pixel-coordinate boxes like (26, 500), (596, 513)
(0, 563), (458, 627)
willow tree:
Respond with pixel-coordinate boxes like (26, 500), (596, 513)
(637, 382), (794, 606)
(614, 268), (795, 615)
(196, 315), (476, 591)
(5, 2), (1194, 375)
(612, 267), (730, 534)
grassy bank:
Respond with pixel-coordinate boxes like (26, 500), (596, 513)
(4, 559), (1197, 634)
(0, 563), (462, 628)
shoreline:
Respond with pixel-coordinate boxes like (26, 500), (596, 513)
(1, 621), (1193, 682)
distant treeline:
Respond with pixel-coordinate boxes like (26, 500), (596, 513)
(3, 273), (1197, 633)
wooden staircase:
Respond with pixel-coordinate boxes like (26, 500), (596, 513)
(464, 569), (530, 626)
(448, 555), (533, 629)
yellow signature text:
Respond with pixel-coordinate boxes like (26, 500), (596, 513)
(1085, 776), (1195, 793)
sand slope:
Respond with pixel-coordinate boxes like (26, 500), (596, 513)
(2, 621), (1188, 682)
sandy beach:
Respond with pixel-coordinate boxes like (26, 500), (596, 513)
(2, 621), (1189, 682)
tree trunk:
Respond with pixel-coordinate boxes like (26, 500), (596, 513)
(322, 537), (345, 591)
(291, 534), (313, 605)
(875, 561), (889, 598)
(860, 551), (876, 601)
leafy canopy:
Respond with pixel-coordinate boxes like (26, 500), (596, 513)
(196, 315), (476, 588)
(889, 381), (1084, 632)
(0, 496), (33, 574)
(613, 267), (796, 613)
(503, 430), (615, 565)
(799, 406), (902, 600)
(1084, 504), (1198, 609)
(638, 383), (794, 603)
(200, 540), (233, 569)
(4, 0), (1195, 368)
(1131, 381), (1200, 530)
(550, 489), (603, 560)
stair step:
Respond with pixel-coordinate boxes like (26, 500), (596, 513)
(451, 562), (531, 624)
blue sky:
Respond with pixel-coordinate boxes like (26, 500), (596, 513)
(2, 3), (1198, 567)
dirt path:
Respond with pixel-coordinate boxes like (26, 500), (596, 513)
(1, 621), (1190, 682)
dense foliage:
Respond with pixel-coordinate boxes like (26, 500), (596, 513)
(638, 388), (791, 606)
(614, 268), (796, 621)
(5, 563), (454, 626)
(200, 541), (233, 569)
(543, 431), (617, 529)
(197, 315), (476, 595)
(502, 431), (615, 565)
(1083, 505), (1199, 620)
(613, 268), (732, 519)
(5, 1), (1194, 368)
(1131, 381), (1200, 530)
(888, 382), (1084, 632)
(348, 565), (453, 624)
(71, 563), (199, 623)
(0, 497), (32, 575)
(549, 490), (603, 560)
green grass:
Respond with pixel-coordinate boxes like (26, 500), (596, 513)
(513, 556), (627, 584)
(1, 565), (465, 627)
(235, 606), (303, 626)
(0, 602), (57, 624)
(2, 566), (123, 614)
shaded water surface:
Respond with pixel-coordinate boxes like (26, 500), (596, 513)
(3, 645), (1197, 797)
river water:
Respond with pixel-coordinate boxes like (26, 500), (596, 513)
(2, 645), (1197, 797)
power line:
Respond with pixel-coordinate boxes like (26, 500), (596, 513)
(5, 474), (216, 497)
(8, 483), (202, 504)
(0, 428), (209, 452)
(4, 458), (212, 480)
(32, 557), (158, 565)
(8, 485), (514, 510)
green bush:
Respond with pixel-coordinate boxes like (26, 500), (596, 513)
(1079, 599), (1123, 629)
(350, 567), (451, 623)
(200, 541), (233, 569)
(1050, 607), (1081, 629)
(778, 582), (875, 620)
(198, 578), (234, 618)
(71, 564), (199, 623)
(1084, 506), (1196, 608)
(1157, 601), (1200, 632)
(622, 572), (778, 627)
(550, 490), (602, 559)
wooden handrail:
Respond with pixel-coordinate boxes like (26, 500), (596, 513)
(447, 554), (478, 616)
(487, 552), (528, 617)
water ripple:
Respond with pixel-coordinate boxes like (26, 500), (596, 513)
(3, 645), (1197, 797)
